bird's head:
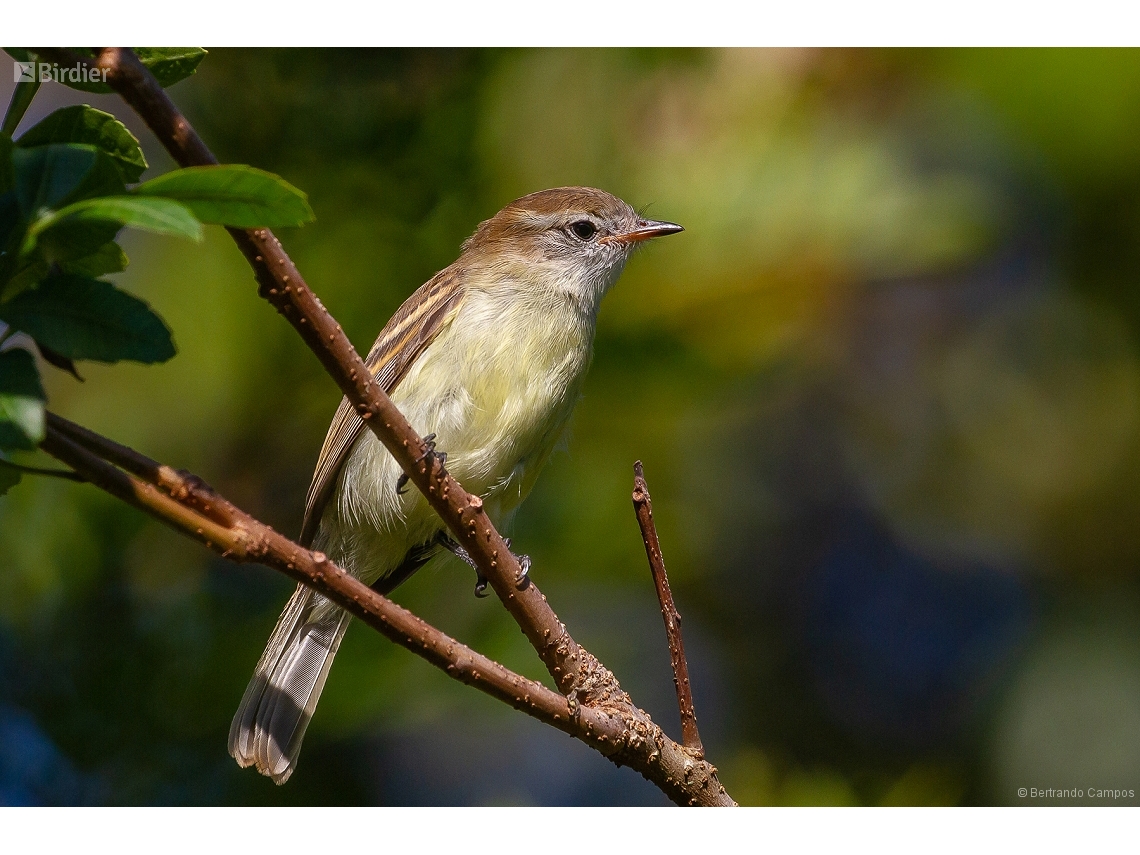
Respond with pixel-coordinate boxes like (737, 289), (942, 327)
(461, 186), (683, 310)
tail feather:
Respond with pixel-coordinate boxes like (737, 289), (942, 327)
(228, 585), (350, 784)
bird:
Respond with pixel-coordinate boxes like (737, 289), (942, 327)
(228, 186), (683, 783)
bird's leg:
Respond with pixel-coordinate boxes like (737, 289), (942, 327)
(439, 534), (489, 598)
(396, 433), (446, 495)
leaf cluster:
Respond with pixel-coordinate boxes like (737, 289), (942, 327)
(0, 49), (315, 492)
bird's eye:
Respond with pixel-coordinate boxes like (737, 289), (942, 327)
(569, 220), (597, 241)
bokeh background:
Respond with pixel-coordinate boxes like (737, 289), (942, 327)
(3, 48), (1140, 806)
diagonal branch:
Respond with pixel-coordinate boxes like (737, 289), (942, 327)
(47, 412), (234, 526)
(39, 419), (579, 737)
(40, 412), (731, 804)
(32, 47), (734, 805)
(633, 461), (704, 756)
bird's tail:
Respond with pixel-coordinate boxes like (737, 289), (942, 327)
(228, 584), (350, 784)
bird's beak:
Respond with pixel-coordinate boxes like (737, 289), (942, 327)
(602, 219), (684, 245)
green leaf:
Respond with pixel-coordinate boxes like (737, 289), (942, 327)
(3, 49), (33, 63)
(0, 274), (175, 364)
(17, 106), (147, 182)
(13, 144), (98, 213)
(0, 188), (25, 297)
(59, 241), (128, 277)
(0, 347), (46, 450)
(0, 458), (21, 495)
(12, 144), (125, 216)
(134, 165), (314, 228)
(1, 256), (49, 303)
(0, 189), (18, 248)
(36, 340), (83, 381)
(26, 196), (201, 254)
(0, 395), (43, 450)
(1, 134), (19, 285)
(135, 48), (208, 88)
(0, 133), (13, 194)
(34, 219), (122, 265)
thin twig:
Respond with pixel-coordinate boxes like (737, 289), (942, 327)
(633, 461), (704, 757)
(0, 456), (84, 481)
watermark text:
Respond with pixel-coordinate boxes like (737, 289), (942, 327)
(13, 60), (108, 85)
(1017, 786), (1135, 801)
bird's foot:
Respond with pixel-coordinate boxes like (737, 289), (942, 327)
(502, 538), (531, 590)
(514, 553), (531, 590)
(396, 434), (446, 495)
(472, 555), (529, 597)
(439, 534), (529, 596)
(438, 535), (489, 598)
(416, 433), (439, 462)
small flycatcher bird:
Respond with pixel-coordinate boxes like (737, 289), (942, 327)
(228, 187), (682, 783)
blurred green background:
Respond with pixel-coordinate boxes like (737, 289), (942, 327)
(2, 48), (1140, 806)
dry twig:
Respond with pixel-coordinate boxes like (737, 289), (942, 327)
(633, 461), (704, 756)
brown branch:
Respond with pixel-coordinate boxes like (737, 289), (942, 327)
(40, 414), (732, 804)
(633, 461), (704, 756)
(31, 47), (734, 805)
(46, 412), (234, 527)
(39, 421), (579, 739)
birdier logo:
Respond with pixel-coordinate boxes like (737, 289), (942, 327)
(12, 60), (109, 84)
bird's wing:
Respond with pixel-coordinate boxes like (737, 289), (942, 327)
(299, 266), (467, 547)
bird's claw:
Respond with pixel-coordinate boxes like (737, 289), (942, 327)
(438, 535), (487, 598)
(515, 553), (531, 589)
(500, 538), (531, 588)
(396, 434), (445, 495)
(415, 433), (438, 463)
(472, 555), (526, 597)
(439, 532), (528, 596)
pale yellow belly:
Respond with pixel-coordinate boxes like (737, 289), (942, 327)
(313, 290), (592, 593)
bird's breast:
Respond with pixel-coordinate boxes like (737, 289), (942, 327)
(321, 279), (596, 586)
(391, 288), (593, 506)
